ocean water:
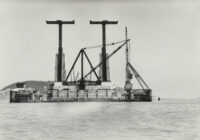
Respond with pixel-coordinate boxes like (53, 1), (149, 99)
(0, 98), (199, 140)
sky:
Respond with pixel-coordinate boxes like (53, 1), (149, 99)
(0, 0), (200, 98)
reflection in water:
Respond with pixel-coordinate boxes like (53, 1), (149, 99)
(0, 98), (200, 140)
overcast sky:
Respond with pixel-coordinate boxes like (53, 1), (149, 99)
(0, 0), (199, 98)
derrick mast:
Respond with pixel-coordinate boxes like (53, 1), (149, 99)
(124, 27), (133, 92)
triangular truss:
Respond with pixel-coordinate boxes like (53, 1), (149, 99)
(63, 49), (101, 88)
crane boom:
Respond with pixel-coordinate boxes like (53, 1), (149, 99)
(128, 62), (150, 89)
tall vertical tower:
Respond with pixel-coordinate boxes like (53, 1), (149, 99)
(46, 20), (75, 82)
(90, 20), (118, 82)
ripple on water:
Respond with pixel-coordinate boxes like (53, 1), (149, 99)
(0, 99), (200, 140)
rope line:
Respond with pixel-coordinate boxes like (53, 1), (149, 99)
(83, 40), (127, 50)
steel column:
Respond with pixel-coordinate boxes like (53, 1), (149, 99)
(58, 24), (62, 82)
(102, 24), (107, 81)
(46, 20), (75, 82)
(90, 20), (118, 81)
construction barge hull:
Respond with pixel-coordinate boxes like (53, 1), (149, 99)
(10, 100), (152, 103)
(10, 99), (152, 103)
(10, 88), (152, 103)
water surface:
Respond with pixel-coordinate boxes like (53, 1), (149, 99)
(0, 98), (199, 140)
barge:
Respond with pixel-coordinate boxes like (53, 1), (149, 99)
(10, 20), (152, 103)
